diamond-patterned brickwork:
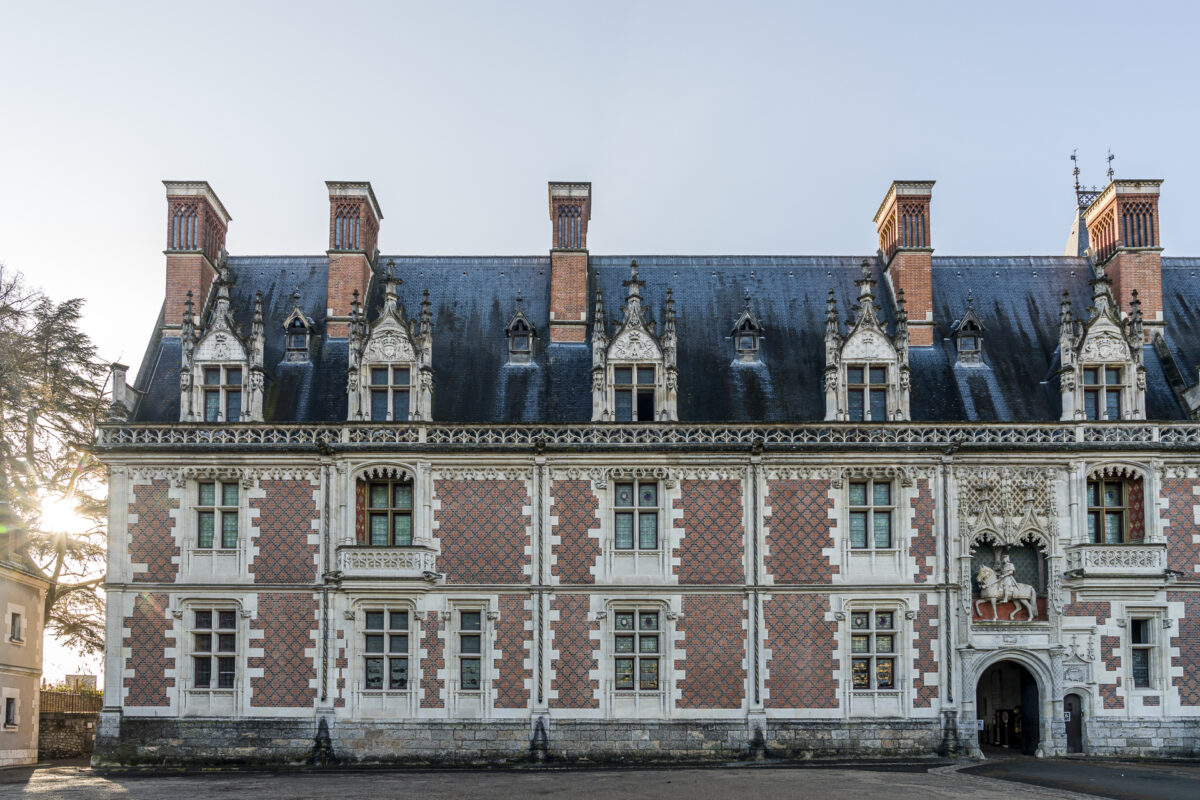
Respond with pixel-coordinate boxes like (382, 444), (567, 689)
(249, 592), (317, 708)
(250, 480), (319, 583)
(1128, 477), (1146, 540)
(1163, 478), (1200, 578)
(552, 480), (600, 584)
(1063, 596), (1110, 623)
(675, 480), (745, 584)
(494, 594), (532, 709)
(1100, 634), (1124, 709)
(129, 479), (178, 583)
(910, 479), (935, 583)
(421, 612), (444, 708)
(764, 593), (837, 709)
(551, 594), (598, 709)
(1172, 595), (1200, 705)
(679, 595), (745, 709)
(912, 596), (939, 707)
(764, 480), (837, 583)
(436, 480), (530, 584)
(123, 592), (173, 706)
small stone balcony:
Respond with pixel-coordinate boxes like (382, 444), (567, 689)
(336, 546), (439, 579)
(1064, 543), (1167, 578)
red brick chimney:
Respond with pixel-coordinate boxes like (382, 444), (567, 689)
(163, 181), (231, 336)
(548, 182), (592, 343)
(874, 181), (935, 346)
(1083, 179), (1164, 333)
(326, 181), (383, 337)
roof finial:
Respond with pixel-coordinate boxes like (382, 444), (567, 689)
(516, 289), (524, 312)
(1106, 148), (1115, 182)
(1071, 149), (1081, 196)
(966, 289), (974, 310)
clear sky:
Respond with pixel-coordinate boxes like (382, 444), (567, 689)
(2, 0), (1199, 677)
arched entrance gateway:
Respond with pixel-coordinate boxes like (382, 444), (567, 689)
(976, 660), (1040, 755)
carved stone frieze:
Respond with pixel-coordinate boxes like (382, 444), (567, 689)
(956, 465), (1060, 549)
(130, 464), (319, 488)
(764, 464), (929, 487)
(432, 466), (532, 482)
(609, 328), (661, 361)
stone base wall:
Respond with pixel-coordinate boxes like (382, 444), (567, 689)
(1084, 718), (1200, 758)
(38, 711), (98, 758)
(93, 716), (950, 767)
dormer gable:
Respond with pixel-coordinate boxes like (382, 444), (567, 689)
(1058, 267), (1145, 420)
(731, 293), (764, 362)
(505, 295), (537, 364)
(283, 291), (315, 363)
(950, 292), (986, 365)
(591, 260), (678, 422)
(824, 260), (910, 421)
(179, 266), (265, 422)
(347, 261), (434, 421)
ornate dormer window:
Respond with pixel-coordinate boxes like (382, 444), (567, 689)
(824, 261), (910, 422)
(951, 291), (985, 365)
(179, 267), (266, 423)
(731, 292), (763, 362)
(591, 261), (678, 422)
(283, 291), (314, 363)
(1057, 269), (1145, 421)
(347, 261), (434, 422)
(505, 295), (536, 365)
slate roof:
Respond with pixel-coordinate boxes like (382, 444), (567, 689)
(130, 253), (1198, 423)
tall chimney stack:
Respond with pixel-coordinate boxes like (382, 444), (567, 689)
(1083, 179), (1164, 335)
(326, 181), (382, 338)
(874, 181), (934, 346)
(162, 181), (231, 336)
(548, 182), (592, 343)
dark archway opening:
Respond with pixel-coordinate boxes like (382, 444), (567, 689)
(976, 660), (1040, 756)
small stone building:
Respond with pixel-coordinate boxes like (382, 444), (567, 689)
(0, 542), (50, 766)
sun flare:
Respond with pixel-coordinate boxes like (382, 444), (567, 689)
(40, 494), (90, 534)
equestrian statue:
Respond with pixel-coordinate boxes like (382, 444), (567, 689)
(974, 554), (1038, 621)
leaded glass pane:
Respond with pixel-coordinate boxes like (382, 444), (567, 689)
(849, 511), (868, 548)
(393, 484), (413, 509)
(198, 511), (215, 548)
(218, 610), (236, 629)
(873, 513), (891, 548)
(873, 483), (891, 506)
(369, 514), (388, 546)
(875, 611), (893, 630)
(869, 366), (887, 384)
(852, 658), (870, 689)
(637, 367), (655, 384)
(204, 391), (221, 422)
(218, 633), (236, 652)
(1083, 368), (1099, 385)
(615, 657), (634, 689)
(1105, 367), (1121, 385)
(365, 657), (383, 689)
(615, 513), (634, 549)
(847, 366), (864, 384)
(194, 657), (211, 688)
(849, 483), (867, 506)
(875, 658), (894, 689)
(389, 658), (408, 689)
(876, 634), (894, 654)
(195, 633), (212, 652)
(460, 659), (480, 690)
(1084, 391), (1099, 420)
(394, 367), (410, 386)
(1103, 483), (1123, 507)
(195, 610), (212, 629)
(614, 367), (633, 385)
(851, 635), (870, 654)
(365, 611), (384, 630)
(1131, 649), (1150, 688)
(639, 658), (659, 690)
(848, 391), (865, 421)
(365, 634), (384, 653)
(392, 514), (412, 546)
(851, 612), (869, 630)
(393, 390), (409, 421)
(1087, 482), (1100, 507)
(638, 513), (658, 549)
(225, 391), (241, 422)
(615, 613), (634, 631)
(639, 484), (657, 507)
(369, 484), (389, 508)
(370, 390), (388, 421)
(1106, 391), (1121, 420)
(639, 635), (659, 654)
(389, 634), (407, 653)
(615, 635), (634, 653)
(221, 483), (238, 507)
(461, 611), (481, 631)
(460, 634), (481, 655)
(217, 657), (235, 688)
(639, 612), (659, 631)
(390, 611), (408, 630)
(371, 368), (388, 386)
(226, 369), (241, 386)
(221, 512), (238, 548)
(1088, 512), (1099, 543)
(615, 484), (635, 507)
(199, 483), (216, 506)
(204, 368), (221, 386)
(869, 388), (886, 421)
(1105, 511), (1124, 544)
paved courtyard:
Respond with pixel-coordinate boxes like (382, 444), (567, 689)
(2, 758), (1198, 800)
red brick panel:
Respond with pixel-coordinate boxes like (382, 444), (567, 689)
(123, 592), (173, 706)
(249, 593), (316, 708)
(910, 479), (936, 583)
(1172, 596), (1200, 706)
(549, 251), (588, 342)
(129, 479), (179, 583)
(250, 480), (319, 583)
(494, 594), (532, 709)
(1163, 478), (1200, 578)
(678, 595), (745, 709)
(1100, 634), (1124, 710)
(912, 596), (939, 708)
(551, 595), (598, 709)
(334, 629), (347, 709)
(421, 612), (444, 709)
(1127, 477), (1146, 541)
(552, 480), (600, 584)
(436, 480), (530, 584)
(764, 593), (837, 709)
(675, 480), (745, 584)
(1062, 596), (1111, 623)
(764, 480), (837, 583)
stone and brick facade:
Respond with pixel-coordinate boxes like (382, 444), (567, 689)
(93, 175), (1200, 766)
